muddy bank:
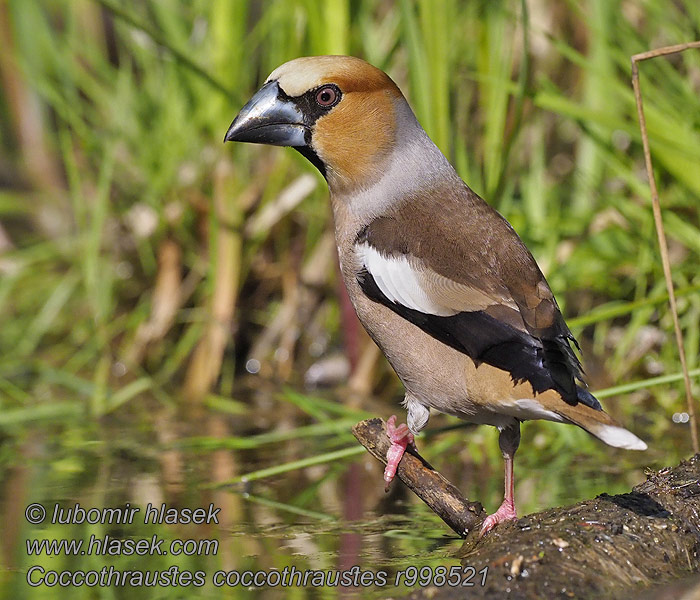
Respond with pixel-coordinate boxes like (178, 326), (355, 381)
(353, 419), (700, 599)
(409, 455), (700, 599)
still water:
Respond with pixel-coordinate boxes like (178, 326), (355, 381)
(1, 385), (653, 599)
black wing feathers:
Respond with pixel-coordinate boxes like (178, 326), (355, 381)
(355, 184), (600, 411)
(359, 268), (599, 409)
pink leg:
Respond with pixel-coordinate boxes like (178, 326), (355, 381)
(384, 415), (415, 491)
(480, 423), (520, 537)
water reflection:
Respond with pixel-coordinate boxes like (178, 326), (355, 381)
(1, 382), (652, 598)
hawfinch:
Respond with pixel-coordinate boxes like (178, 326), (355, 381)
(225, 56), (647, 535)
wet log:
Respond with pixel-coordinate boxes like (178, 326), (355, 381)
(352, 418), (700, 599)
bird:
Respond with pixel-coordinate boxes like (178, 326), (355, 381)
(224, 55), (647, 536)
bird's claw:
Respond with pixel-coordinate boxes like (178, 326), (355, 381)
(479, 498), (517, 537)
(384, 415), (415, 490)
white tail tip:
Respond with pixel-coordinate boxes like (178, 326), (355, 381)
(595, 424), (648, 450)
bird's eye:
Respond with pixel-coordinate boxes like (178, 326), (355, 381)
(315, 85), (340, 108)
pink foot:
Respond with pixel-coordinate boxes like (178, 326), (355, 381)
(479, 497), (517, 537)
(384, 415), (415, 491)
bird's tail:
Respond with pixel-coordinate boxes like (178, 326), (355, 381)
(552, 389), (647, 451)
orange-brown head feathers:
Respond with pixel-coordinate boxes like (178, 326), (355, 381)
(271, 57), (402, 190)
(226, 56), (405, 191)
(267, 56), (400, 98)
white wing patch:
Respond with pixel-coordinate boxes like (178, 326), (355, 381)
(356, 242), (518, 317)
(356, 243), (458, 316)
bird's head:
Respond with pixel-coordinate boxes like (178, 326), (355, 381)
(225, 56), (405, 191)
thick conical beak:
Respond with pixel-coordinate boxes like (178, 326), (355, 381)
(224, 81), (308, 147)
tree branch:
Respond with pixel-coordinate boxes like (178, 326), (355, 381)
(352, 418), (485, 536)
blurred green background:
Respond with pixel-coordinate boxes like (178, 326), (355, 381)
(1, 0), (699, 597)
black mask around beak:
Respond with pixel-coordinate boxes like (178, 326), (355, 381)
(224, 81), (308, 147)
